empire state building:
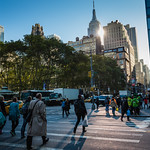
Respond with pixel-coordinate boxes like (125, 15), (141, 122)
(88, 0), (101, 37)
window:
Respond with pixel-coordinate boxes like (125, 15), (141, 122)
(118, 47), (123, 52)
(118, 53), (123, 59)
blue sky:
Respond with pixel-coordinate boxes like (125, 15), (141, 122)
(0, 0), (149, 67)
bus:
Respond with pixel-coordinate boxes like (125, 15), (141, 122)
(21, 90), (54, 102)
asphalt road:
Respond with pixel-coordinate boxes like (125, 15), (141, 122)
(0, 103), (150, 150)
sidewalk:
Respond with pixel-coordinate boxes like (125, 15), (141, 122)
(87, 104), (150, 117)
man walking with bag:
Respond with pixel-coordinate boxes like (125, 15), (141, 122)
(26, 93), (49, 150)
(74, 94), (87, 134)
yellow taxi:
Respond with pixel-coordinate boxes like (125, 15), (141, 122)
(4, 100), (24, 115)
(84, 97), (92, 103)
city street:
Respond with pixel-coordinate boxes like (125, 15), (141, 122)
(0, 103), (150, 150)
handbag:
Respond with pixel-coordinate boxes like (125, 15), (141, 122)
(82, 115), (88, 127)
(26, 100), (39, 123)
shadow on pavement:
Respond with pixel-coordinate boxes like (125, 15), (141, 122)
(63, 132), (86, 150)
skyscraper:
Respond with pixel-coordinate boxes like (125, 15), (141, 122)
(0, 25), (4, 42)
(67, 0), (103, 55)
(145, 0), (150, 54)
(88, 0), (101, 37)
(103, 20), (135, 81)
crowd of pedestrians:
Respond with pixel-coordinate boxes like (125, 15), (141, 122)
(0, 93), (150, 150)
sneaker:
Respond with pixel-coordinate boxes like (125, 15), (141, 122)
(43, 138), (49, 145)
(121, 118), (123, 122)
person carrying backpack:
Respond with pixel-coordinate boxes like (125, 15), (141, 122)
(0, 96), (6, 134)
(74, 94), (87, 134)
(61, 99), (68, 118)
(109, 97), (117, 116)
(21, 96), (32, 138)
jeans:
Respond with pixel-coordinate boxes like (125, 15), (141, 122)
(62, 107), (68, 117)
(21, 118), (27, 137)
(74, 114), (85, 132)
(112, 107), (116, 115)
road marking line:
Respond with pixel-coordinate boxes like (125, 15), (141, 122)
(0, 142), (63, 150)
(46, 133), (140, 143)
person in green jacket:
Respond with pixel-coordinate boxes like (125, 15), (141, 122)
(131, 97), (139, 115)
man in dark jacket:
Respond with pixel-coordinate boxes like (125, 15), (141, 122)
(121, 97), (129, 121)
(0, 96), (6, 134)
(74, 95), (87, 134)
(21, 96), (32, 138)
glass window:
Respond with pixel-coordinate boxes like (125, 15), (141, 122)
(146, 8), (150, 15)
(118, 53), (123, 59)
(113, 49), (117, 52)
(118, 47), (123, 52)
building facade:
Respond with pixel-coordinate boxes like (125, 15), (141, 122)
(103, 20), (135, 82)
(68, 36), (103, 55)
(31, 24), (44, 36)
(145, 0), (150, 54)
(0, 25), (4, 42)
(103, 47), (130, 81)
(47, 34), (61, 41)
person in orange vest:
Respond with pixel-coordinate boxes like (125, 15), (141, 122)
(109, 96), (117, 116)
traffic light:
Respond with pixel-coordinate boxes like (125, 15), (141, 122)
(88, 71), (91, 78)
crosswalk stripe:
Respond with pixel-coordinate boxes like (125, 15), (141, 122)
(0, 142), (63, 150)
(2, 129), (143, 137)
(46, 133), (140, 143)
(2, 131), (139, 143)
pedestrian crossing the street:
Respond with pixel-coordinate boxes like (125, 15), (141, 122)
(0, 114), (150, 150)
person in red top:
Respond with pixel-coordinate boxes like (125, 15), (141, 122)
(144, 97), (148, 109)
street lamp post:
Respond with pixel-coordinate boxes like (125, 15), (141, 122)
(90, 50), (95, 110)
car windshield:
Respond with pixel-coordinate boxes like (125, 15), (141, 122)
(99, 96), (107, 99)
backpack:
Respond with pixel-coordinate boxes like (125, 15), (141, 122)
(111, 100), (116, 107)
(74, 100), (82, 114)
(20, 102), (29, 115)
(62, 101), (66, 108)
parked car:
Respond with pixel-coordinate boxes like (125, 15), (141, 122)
(4, 100), (24, 115)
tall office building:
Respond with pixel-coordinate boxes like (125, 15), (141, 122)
(31, 24), (44, 36)
(103, 20), (135, 81)
(124, 25), (139, 63)
(145, 0), (150, 54)
(88, 0), (101, 37)
(0, 25), (4, 42)
(68, 0), (103, 55)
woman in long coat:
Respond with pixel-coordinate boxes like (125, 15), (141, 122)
(26, 93), (49, 150)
